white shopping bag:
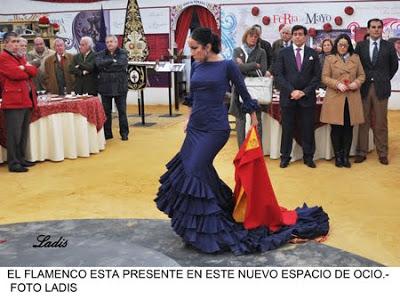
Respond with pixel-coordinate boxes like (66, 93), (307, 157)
(240, 69), (273, 105)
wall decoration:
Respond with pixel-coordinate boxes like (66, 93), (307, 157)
(220, 10), (237, 59)
(323, 23), (332, 32)
(345, 6), (354, 16)
(262, 16), (271, 26)
(334, 16), (343, 26)
(251, 7), (260, 17)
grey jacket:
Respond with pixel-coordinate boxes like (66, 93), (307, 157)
(229, 46), (267, 117)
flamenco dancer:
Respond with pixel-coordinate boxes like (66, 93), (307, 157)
(155, 27), (329, 255)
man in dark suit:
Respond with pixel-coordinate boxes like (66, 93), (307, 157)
(354, 18), (399, 165)
(274, 25), (321, 168)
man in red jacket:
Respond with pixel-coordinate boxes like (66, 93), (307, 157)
(0, 32), (37, 172)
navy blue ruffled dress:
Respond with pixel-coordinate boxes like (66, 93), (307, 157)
(155, 60), (329, 255)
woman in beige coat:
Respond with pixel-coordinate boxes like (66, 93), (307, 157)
(321, 34), (365, 168)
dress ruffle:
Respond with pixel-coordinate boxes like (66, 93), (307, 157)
(155, 153), (329, 255)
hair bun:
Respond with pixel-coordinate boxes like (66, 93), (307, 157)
(191, 27), (221, 54)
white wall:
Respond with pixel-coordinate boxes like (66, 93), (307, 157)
(1, 1), (399, 108)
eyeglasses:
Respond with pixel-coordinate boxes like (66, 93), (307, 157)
(338, 43), (349, 48)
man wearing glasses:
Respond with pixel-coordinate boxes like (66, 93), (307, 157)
(354, 18), (399, 165)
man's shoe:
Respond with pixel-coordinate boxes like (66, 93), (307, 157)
(21, 161), (35, 167)
(379, 156), (389, 165)
(304, 160), (316, 168)
(9, 164), (28, 173)
(342, 157), (351, 168)
(105, 135), (113, 140)
(121, 135), (128, 141)
(280, 160), (290, 168)
(354, 155), (366, 163)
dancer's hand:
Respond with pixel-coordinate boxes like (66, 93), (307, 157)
(250, 112), (258, 127)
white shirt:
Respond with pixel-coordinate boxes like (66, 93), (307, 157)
(56, 53), (64, 63)
(369, 38), (381, 61)
(293, 44), (305, 64)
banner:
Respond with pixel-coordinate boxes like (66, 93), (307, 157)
(122, 0), (148, 61)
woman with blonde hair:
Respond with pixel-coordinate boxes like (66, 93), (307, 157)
(230, 26), (268, 147)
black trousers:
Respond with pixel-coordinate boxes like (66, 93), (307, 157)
(101, 93), (129, 138)
(4, 108), (32, 169)
(331, 99), (353, 156)
(280, 104), (315, 161)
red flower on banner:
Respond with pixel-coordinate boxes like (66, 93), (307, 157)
(309, 27), (317, 37)
(52, 23), (60, 32)
(251, 7), (260, 16)
(345, 6), (354, 15)
(323, 23), (333, 32)
(38, 15), (50, 25)
(335, 16), (343, 26)
(262, 16), (271, 25)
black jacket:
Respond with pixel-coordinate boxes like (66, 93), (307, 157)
(259, 38), (273, 71)
(69, 50), (97, 95)
(274, 45), (321, 108)
(355, 39), (398, 100)
(95, 48), (128, 96)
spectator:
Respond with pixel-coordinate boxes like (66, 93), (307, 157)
(321, 34), (366, 168)
(69, 36), (97, 95)
(43, 38), (74, 95)
(318, 38), (333, 88)
(230, 26), (267, 148)
(95, 35), (129, 141)
(319, 38), (333, 68)
(274, 25), (321, 168)
(271, 24), (292, 72)
(17, 37), (28, 59)
(27, 37), (55, 91)
(0, 32), (37, 172)
(252, 24), (273, 72)
(354, 18), (399, 165)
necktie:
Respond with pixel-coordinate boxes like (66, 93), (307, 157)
(60, 55), (64, 68)
(372, 42), (378, 65)
(296, 48), (302, 71)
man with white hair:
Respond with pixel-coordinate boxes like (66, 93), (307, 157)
(27, 37), (55, 91)
(17, 37), (28, 59)
(271, 24), (292, 72)
(43, 38), (74, 95)
(69, 36), (97, 95)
